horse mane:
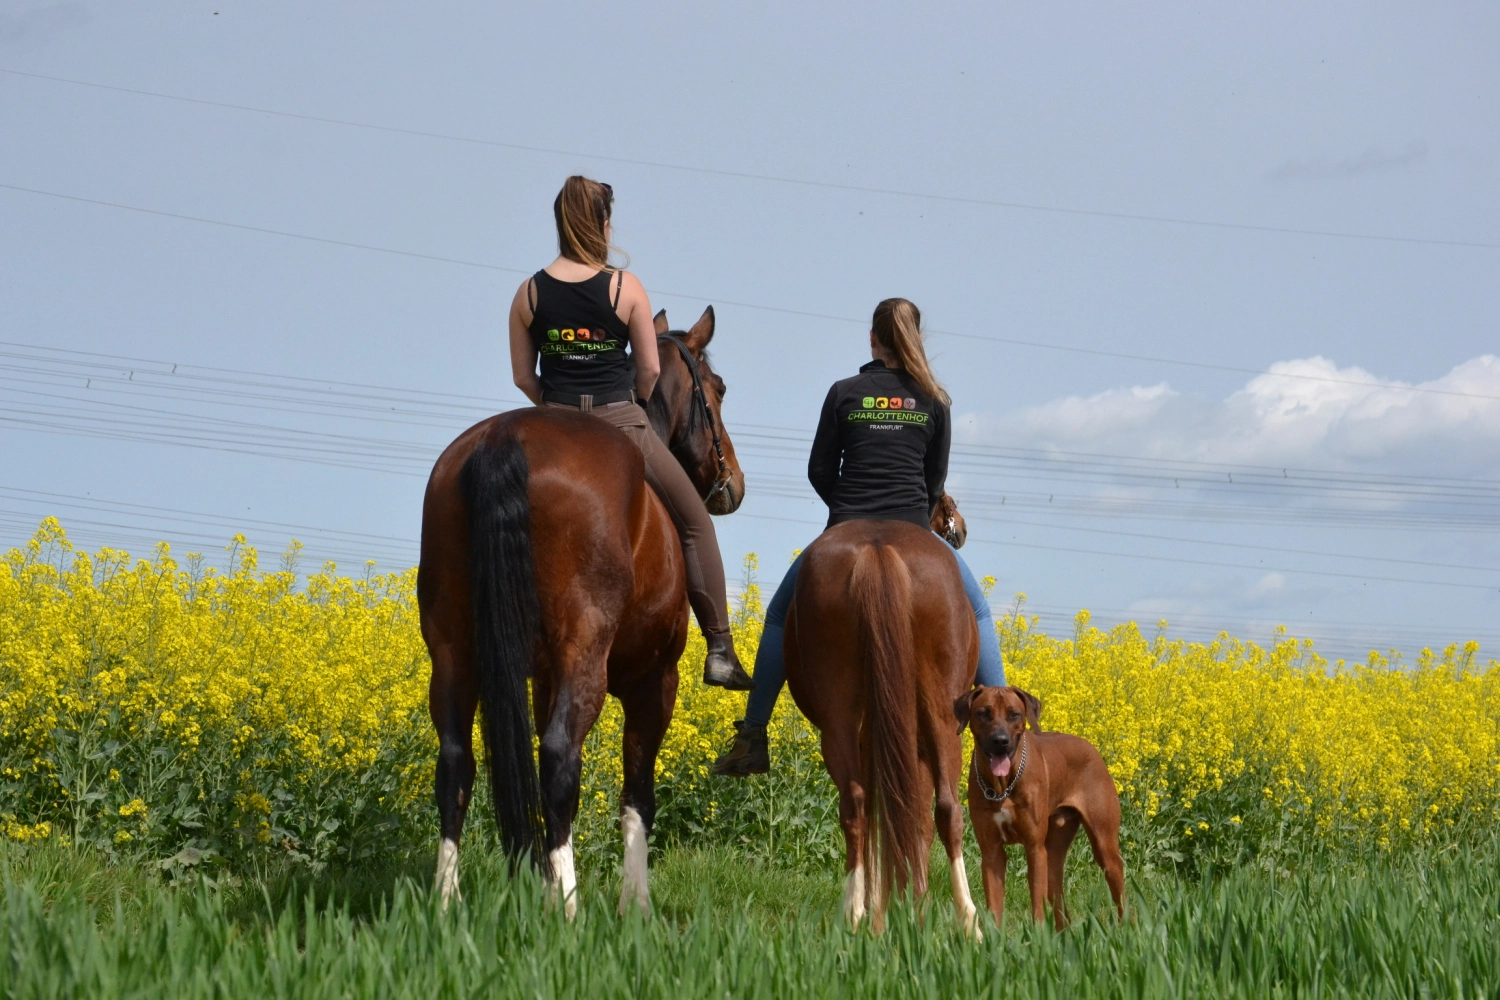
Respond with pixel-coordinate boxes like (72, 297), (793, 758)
(644, 333), (706, 446)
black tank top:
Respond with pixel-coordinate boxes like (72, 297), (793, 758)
(527, 269), (634, 398)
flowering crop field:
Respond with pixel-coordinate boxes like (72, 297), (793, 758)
(3, 520), (1497, 877)
(5, 520), (1500, 998)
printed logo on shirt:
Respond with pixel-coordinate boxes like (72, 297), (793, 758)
(847, 396), (929, 425)
(541, 327), (620, 357)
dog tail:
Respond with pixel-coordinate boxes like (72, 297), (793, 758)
(850, 542), (924, 921)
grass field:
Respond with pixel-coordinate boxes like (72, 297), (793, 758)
(4, 836), (1499, 999)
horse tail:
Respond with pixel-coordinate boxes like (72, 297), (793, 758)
(460, 434), (549, 874)
(850, 542), (924, 911)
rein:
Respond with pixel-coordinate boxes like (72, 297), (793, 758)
(974, 732), (1028, 803)
(658, 333), (732, 506)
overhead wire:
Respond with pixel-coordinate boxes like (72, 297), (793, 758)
(6, 181), (1498, 407)
(4, 65), (1498, 252)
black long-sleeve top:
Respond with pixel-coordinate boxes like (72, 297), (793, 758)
(807, 360), (951, 528)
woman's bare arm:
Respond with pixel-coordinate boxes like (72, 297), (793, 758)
(619, 272), (660, 401)
(509, 278), (542, 405)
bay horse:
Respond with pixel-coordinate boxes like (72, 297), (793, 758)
(417, 306), (743, 916)
(783, 518), (982, 935)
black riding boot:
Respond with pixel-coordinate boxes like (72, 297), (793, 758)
(701, 629), (755, 691)
(712, 721), (769, 776)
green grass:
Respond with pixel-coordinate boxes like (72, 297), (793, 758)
(2, 837), (1498, 999)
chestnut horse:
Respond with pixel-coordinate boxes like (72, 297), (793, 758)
(783, 519), (982, 934)
(418, 306), (743, 916)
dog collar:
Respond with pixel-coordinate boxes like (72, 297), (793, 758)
(974, 732), (1028, 803)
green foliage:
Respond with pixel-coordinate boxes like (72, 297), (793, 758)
(2, 838), (1498, 999)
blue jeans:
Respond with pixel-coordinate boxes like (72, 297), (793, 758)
(743, 538), (1006, 728)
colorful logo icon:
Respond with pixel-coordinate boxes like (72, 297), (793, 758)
(889, 397), (903, 410)
(863, 396), (875, 408)
(548, 329), (560, 342)
(905, 398), (917, 410)
(561, 329), (575, 341)
(875, 397), (889, 409)
(577, 328), (592, 341)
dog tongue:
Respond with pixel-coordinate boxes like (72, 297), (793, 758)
(991, 755), (1012, 778)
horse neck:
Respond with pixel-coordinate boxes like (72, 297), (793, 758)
(648, 359), (696, 455)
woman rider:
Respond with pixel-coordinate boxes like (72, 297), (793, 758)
(713, 297), (1006, 775)
(508, 176), (751, 689)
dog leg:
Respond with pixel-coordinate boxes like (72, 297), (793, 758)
(1023, 843), (1049, 923)
(973, 814), (1008, 925)
(1082, 814), (1127, 920)
(1045, 810), (1081, 930)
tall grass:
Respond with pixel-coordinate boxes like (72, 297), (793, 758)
(3, 837), (1497, 999)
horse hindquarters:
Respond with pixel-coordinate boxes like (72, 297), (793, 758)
(787, 522), (980, 934)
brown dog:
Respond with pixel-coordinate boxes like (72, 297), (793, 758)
(954, 686), (1125, 927)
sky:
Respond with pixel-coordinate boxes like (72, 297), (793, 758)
(2, 1), (1497, 660)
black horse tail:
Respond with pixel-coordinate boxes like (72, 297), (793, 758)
(460, 434), (548, 875)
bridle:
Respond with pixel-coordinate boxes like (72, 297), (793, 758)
(974, 731), (1028, 803)
(943, 515), (960, 547)
(657, 333), (732, 506)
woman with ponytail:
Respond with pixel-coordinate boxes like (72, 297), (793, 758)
(509, 176), (750, 689)
(712, 298), (1006, 775)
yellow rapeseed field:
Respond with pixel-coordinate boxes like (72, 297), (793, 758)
(2, 522), (1497, 872)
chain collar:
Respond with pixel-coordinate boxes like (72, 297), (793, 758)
(973, 732), (1028, 803)
(658, 334), (732, 504)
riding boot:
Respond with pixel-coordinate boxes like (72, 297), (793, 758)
(711, 721), (769, 777)
(701, 629), (755, 691)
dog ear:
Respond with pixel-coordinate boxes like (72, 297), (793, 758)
(952, 688), (980, 735)
(1010, 687), (1042, 731)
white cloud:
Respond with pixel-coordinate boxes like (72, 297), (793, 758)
(974, 355), (1500, 478)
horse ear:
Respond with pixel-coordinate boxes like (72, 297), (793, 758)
(683, 305), (715, 353)
(1011, 687), (1042, 731)
(653, 310), (669, 335)
(952, 688), (980, 735)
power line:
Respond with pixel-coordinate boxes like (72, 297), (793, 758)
(6, 182), (1498, 407)
(9, 357), (1499, 514)
(0, 181), (525, 274)
(731, 511), (1500, 591)
(5, 65), (1498, 252)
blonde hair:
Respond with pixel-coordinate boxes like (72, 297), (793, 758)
(872, 298), (949, 405)
(552, 175), (625, 271)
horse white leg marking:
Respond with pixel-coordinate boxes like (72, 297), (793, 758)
(949, 854), (982, 940)
(841, 864), (866, 926)
(618, 806), (651, 916)
(548, 837), (578, 920)
(435, 837), (461, 908)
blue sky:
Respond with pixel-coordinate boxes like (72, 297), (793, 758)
(2, 1), (1497, 659)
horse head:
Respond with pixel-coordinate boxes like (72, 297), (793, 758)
(931, 493), (967, 548)
(646, 306), (746, 515)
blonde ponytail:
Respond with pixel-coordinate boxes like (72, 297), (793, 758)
(872, 298), (949, 405)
